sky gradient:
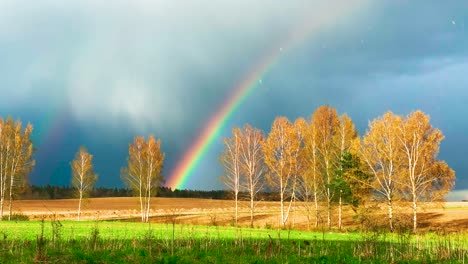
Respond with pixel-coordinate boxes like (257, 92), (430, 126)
(0, 1), (467, 200)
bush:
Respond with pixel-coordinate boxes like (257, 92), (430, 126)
(2, 213), (29, 221)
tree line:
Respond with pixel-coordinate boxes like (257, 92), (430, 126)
(219, 106), (455, 232)
(20, 185), (228, 200)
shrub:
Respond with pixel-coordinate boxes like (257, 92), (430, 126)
(2, 213), (29, 221)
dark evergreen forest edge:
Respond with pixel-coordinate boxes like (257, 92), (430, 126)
(20, 185), (281, 201)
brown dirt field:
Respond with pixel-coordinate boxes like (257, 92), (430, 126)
(10, 198), (468, 231)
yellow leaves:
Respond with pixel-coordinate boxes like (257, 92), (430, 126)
(355, 110), (455, 203)
(122, 135), (165, 194)
(71, 146), (97, 193)
(312, 106), (339, 149)
(263, 117), (301, 183)
(337, 113), (357, 153)
(429, 160), (455, 200)
(146, 135), (164, 173)
(0, 117), (35, 191)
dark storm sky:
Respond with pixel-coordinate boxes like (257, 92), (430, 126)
(0, 1), (467, 200)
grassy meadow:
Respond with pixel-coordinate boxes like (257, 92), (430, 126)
(0, 198), (467, 263)
(0, 219), (466, 263)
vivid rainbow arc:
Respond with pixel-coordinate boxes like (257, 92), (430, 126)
(166, 1), (368, 189)
(166, 49), (277, 189)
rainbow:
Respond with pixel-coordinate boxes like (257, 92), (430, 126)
(33, 106), (69, 183)
(166, 2), (369, 189)
(166, 48), (277, 189)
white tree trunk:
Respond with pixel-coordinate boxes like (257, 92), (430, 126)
(412, 190), (417, 233)
(0, 196), (4, 220)
(280, 188), (284, 227)
(338, 190), (342, 230)
(314, 192), (319, 228)
(146, 182), (151, 222)
(250, 192), (254, 228)
(8, 190), (13, 221)
(77, 191), (82, 221)
(388, 199), (394, 232)
(235, 191), (238, 225)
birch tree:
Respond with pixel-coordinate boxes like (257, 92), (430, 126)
(71, 146), (97, 221)
(333, 114), (357, 230)
(312, 106), (340, 229)
(263, 117), (303, 228)
(121, 136), (146, 222)
(143, 135), (164, 221)
(398, 111), (455, 232)
(0, 117), (35, 221)
(354, 112), (404, 231)
(121, 135), (164, 222)
(302, 119), (322, 228)
(219, 128), (242, 225)
(238, 125), (265, 228)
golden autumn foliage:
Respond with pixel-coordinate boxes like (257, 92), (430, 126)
(263, 117), (303, 227)
(353, 111), (455, 232)
(222, 107), (454, 232)
(121, 135), (164, 222)
(71, 146), (97, 221)
(311, 106), (340, 229)
(353, 112), (404, 231)
(0, 117), (34, 221)
(219, 125), (266, 227)
(299, 107), (358, 230)
(398, 111), (455, 232)
(238, 124), (266, 228)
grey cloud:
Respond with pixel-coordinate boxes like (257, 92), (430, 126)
(1, 1), (467, 192)
(0, 0), (366, 134)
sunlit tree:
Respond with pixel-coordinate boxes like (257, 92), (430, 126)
(398, 111), (455, 232)
(263, 117), (303, 227)
(121, 136), (146, 222)
(312, 106), (340, 229)
(71, 146), (97, 221)
(353, 112), (404, 231)
(219, 128), (242, 225)
(0, 117), (34, 221)
(333, 114), (358, 230)
(238, 125), (266, 228)
(121, 135), (164, 222)
(301, 118), (321, 228)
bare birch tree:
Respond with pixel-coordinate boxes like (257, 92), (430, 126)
(0, 117), (35, 221)
(219, 128), (242, 225)
(121, 136), (146, 222)
(312, 106), (340, 229)
(238, 125), (265, 228)
(398, 111), (455, 232)
(71, 146), (97, 221)
(353, 112), (404, 231)
(143, 136), (164, 221)
(121, 135), (164, 222)
(302, 119), (322, 228)
(334, 114), (357, 230)
(263, 117), (303, 228)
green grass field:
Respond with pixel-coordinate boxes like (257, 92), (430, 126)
(0, 220), (466, 263)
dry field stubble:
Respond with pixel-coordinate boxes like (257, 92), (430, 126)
(11, 198), (468, 231)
